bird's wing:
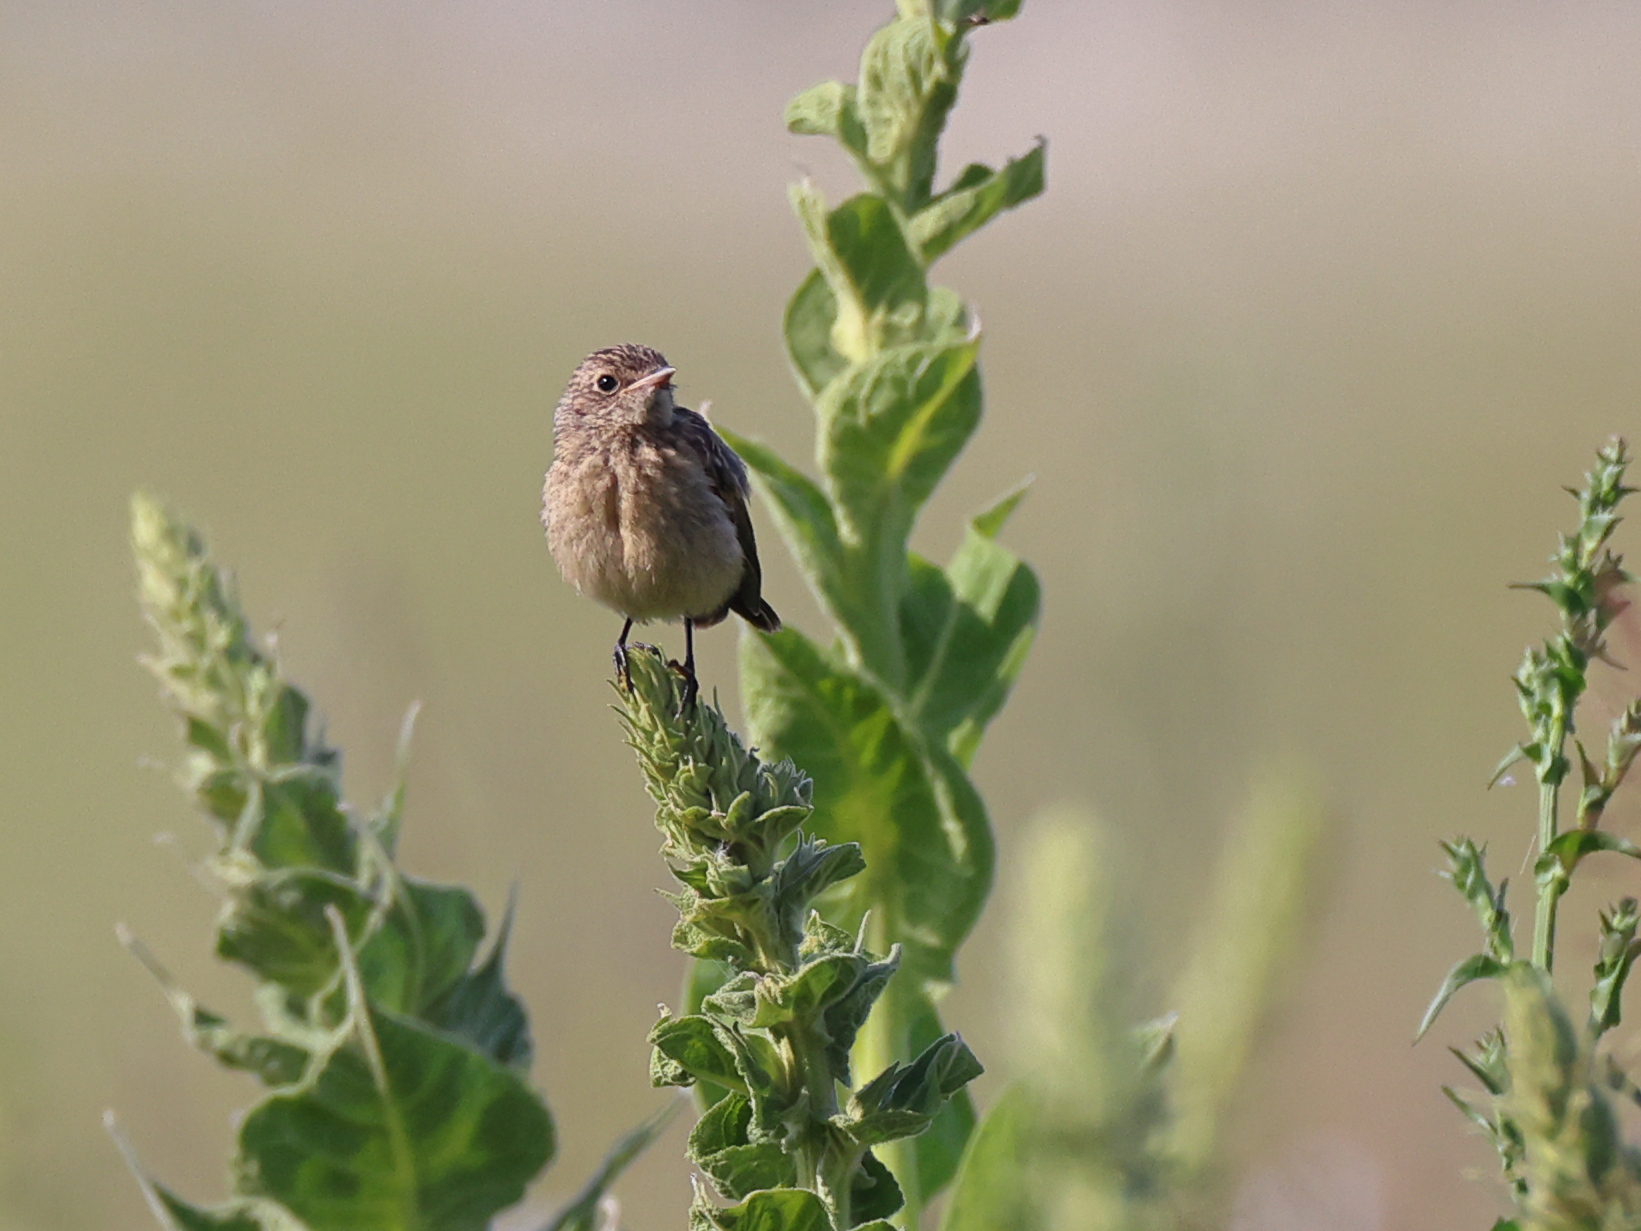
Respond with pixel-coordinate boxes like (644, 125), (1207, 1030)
(673, 407), (772, 625)
(674, 406), (749, 495)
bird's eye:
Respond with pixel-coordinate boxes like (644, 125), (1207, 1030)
(595, 374), (619, 393)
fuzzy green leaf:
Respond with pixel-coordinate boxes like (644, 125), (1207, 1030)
(817, 342), (982, 685)
(785, 81), (853, 137)
(1418, 953), (1511, 1041)
(756, 955), (864, 1029)
(902, 492), (1040, 764)
(821, 947), (901, 1085)
(176, 1005), (308, 1087)
(770, 840), (869, 937)
(1590, 898), (1641, 1038)
(1438, 838), (1514, 963)
(783, 270), (850, 400)
(690, 1187), (836, 1231)
(1450, 1030), (1510, 1097)
(790, 186), (927, 363)
(687, 1094), (796, 1202)
(685, 1188), (833, 1231)
(909, 141), (1045, 262)
(845, 1032), (984, 1162)
(242, 772), (357, 876)
(855, 18), (963, 210)
(1537, 829), (1641, 884)
(236, 1005), (552, 1231)
(649, 1014), (747, 1093)
(851, 1149), (905, 1224)
(718, 431), (855, 633)
(355, 875), (485, 1019)
(214, 870), (371, 1002)
(901, 994), (977, 1197)
(422, 901), (532, 1071)
(742, 631), (993, 987)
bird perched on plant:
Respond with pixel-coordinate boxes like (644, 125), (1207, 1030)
(542, 344), (780, 706)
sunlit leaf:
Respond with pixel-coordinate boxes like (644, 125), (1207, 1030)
(687, 1093), (796, 1202)
(742, 630), (994, 988)
(782, 270), (849, 400)
(236, 1004), (552, 1231)
(909, 141), (1045, 262)
(689, 1187), (836, 1231)
(902, 492), (1040, 764)
(650, 1014), (747, 1093)
(855, 18), (964, 209)
(816, 342), (983, 686)
(791, 186), (927, 362)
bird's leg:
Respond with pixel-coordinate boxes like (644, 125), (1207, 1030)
(612, 618), (635, 690)
(677, 618), (700, 713)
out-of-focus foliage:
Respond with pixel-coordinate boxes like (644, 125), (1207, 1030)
(940, 780), (1324, 1230)
(115, 495), (557, 1231)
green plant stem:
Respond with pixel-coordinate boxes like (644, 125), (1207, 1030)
(789, 1019), (851, 1226)
(751, 897), (855, 1226)
(1529, 791), (1555, 971)
(858, 939), (922, 1229)
(1533, 752), (1564, 972)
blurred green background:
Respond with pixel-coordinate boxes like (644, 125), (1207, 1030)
(3, 1), (1640, 1227)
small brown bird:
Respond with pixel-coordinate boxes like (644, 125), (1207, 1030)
(542, 344), (780, 704)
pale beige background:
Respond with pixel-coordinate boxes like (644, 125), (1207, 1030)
(3, 2), (1641, 1228)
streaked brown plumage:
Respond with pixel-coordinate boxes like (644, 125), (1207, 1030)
(542, 344), (779, 700)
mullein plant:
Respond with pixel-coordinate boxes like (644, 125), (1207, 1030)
(111, 495), (594, 1231)
(620, 652), (981, 1231)
(112, 3), (1046, 1227)
(679, 1), (1045, 1224)
(1419, 440), (1641, 1231)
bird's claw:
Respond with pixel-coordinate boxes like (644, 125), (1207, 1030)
(667, 658), (700, 716)
(613, 641), (657, 692)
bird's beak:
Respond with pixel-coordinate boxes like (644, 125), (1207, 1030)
(628, 366), (676, 393)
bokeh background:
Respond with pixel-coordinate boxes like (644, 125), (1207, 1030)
(4, 1), (1641, 1227)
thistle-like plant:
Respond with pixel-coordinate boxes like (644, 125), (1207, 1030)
(112, 494), (559, 1231)
(707, 1), (1046, 1220)
(620, 650), (981, 1231)
(1420, 440), (1641, 1230)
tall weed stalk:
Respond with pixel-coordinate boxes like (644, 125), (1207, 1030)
(112, 495), (559, 1231)
(620, 2), (1046, 1227)
(1420, 440), (1641, 1231)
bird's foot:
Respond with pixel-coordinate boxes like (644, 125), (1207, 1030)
(612, 641), (657, 692)
(667, 658), (700, 716)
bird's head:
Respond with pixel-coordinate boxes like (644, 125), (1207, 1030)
(557, 344), (678, 431)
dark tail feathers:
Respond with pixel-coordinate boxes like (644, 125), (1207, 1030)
(731, 594), (780, 633)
